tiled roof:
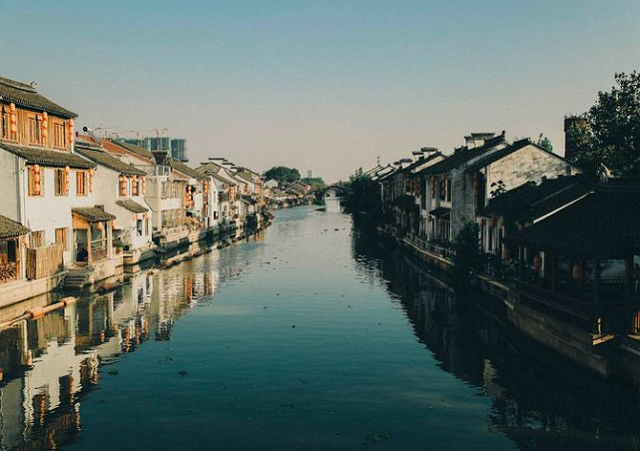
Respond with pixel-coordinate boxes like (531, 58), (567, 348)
(110, 139), (154, 160)
(0, 215), (29, 239)
(420, 135), (506, 176)
(72, 207), (116, 223)
(509, 188), (640, 258)
(0, 76), (76, 118)
(210, 171), (237, 186)
(171, 160), (205, 179)
(0, 142), (95, 169)
(116, 199), (149, 213)
(429, 206), (451, 218)
(465, 139), (569, 172)
(75, 144), (146, 176)
(483, 176), (590, 220)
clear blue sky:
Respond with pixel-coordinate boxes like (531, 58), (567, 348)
(2, 0), (639, 182)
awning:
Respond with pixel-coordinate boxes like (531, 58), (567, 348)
(116, 199), (149, 214)
(429, 207), (451, 218)
(0, 215), (30, 239)
(72, 207), (116, 223)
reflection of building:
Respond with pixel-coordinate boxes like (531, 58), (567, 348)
(352, 227), (640, 451)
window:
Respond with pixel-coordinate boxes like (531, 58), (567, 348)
(439, 179), (446, 201)
(446, 179), (452, 202)
(76, 171), (87, 196)
(53, 122), (66, 149)
(27, 114), (41, 146)
(1, 106), (11, 140)
(55, 227), (68, 250)
(0, 240), (17, 264)
(55, 169), (66, 196)
(28, 166), (44, 196)
(136, 219), (143, 236)
(30, 231), (45, 248)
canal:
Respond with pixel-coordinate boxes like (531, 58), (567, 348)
(1, 206), (640, 450)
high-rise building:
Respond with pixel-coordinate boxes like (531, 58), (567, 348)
(122, 136), (188, 162)
(307, 170), (313, 179)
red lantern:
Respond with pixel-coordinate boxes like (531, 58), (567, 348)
(132, 175), (138, 196)
(141, 176), (146, 195)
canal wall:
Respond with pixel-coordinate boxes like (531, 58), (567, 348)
(380, 225), (623, 383)
(0, 212), (273, 308)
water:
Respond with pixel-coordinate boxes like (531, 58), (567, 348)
(1, 206), (639, 450)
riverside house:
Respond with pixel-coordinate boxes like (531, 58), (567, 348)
(419, 133), (574, 248)
(0, 75), (117, 301)
(74, 135), (155, 269)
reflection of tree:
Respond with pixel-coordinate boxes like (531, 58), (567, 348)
(351, 222), (640, 451)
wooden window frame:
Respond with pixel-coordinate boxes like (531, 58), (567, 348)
(1, 106), (15, 141)
(52, 120), (66, 149)
(55, 168), (67, 196)
(27, 166), (44, 196)
(55, 227), (68, 250)
(27, 113), (42, 146)
(76, 170), (87, 196)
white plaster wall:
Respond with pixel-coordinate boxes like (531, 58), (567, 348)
(22, 165), (95, 265)
(0, 151), (20, 221)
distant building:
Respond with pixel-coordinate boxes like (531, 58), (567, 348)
(307, 169), (313, 179)
(122, 136), (188, 162)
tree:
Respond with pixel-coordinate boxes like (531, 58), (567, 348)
(264, 166), (301, 184)
(342, 168), (381, 216)
(566, 71), (640, 177)
(451, 222), (483, 286)
(300, 177), (326, 192)
(536, 134), (553, 152)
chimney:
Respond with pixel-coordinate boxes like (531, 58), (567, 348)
(464, 132), (496, 149)
(564, 115), (587, 161)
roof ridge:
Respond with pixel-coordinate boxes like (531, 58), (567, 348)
(0, 76), (36, 92)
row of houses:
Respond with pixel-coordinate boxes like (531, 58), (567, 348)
(371, 130), (640, 381)
(263, 179), (314, 209)
(0, 75), (267, 305)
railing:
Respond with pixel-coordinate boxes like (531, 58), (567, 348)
(26, 244), (64, 280)
(90, 239), (108, 263)
(0, 262), (18, 284)
(405, 233), (456, 260)
(514, 279), (594, 326)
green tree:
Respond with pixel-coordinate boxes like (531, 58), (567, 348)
(536, 134), (553, 152)
(264, 166), (301, 184)
(566, 71), (640, 177)
(342, 168), (381, 216)
(451, 222), (483, 285)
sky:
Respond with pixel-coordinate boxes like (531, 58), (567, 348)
(1, 0), (640, 182)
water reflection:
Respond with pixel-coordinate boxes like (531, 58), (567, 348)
(352, 222), (640, 451)
(0, 232), (263, 451)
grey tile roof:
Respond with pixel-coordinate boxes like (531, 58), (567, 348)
(116, 199), (149, 213)
(72, 207), (116, 223)
(75, 144), (146, 176)
(0, 142), (95, 169)
(0, 215), (30, 239)
(110, 139), (154, 160)
(171, 160), (205, 179)
(0, 76), (77, 119)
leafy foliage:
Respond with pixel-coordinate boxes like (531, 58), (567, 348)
(566, 71), (640, 177)
(451, 222), (483, 284)
(300, 177), (326, 192)
(342, 168), (381, 216)
(264, 166), (301, 184)
(536, 134), (553, 152)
